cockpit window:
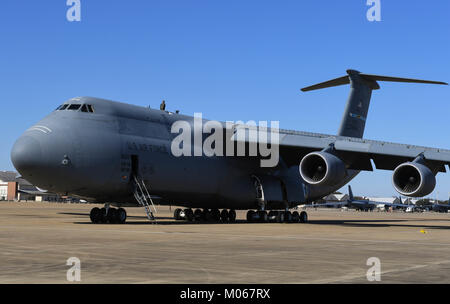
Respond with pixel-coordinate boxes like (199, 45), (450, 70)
(68, 104), (81, 111)
(56, 103), (94, 113)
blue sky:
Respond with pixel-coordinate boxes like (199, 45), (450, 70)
(1, 1), (449, 198)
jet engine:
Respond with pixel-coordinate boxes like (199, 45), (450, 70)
(392, 162), (436, 197)
(299, 151), (347, 186)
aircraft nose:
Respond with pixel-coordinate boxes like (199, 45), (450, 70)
(11, 135), (46, 176)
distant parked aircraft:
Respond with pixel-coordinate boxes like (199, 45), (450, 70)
(430, 198), (450, 213)
(306, 185), (416, 212)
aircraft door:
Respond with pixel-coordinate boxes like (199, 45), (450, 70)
(131, 154), (139, 178)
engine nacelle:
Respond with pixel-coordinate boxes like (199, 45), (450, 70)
(392, 162), (436, 197)
(299, 151), (347, 186)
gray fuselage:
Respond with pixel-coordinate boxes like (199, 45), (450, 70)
(11, 97), (356, 210)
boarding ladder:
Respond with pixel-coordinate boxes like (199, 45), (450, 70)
(133, 175), (158, 223)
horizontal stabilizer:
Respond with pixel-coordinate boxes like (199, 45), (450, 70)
(360, 74), (448, 86)
(301, 69), (448, 92)
(301, 76), (350, 92)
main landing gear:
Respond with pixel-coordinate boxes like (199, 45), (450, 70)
(174, 208), (237, 223)
(247, 210), (308, 223)
(90, 206), (127, 224)
(173, 208), (308, 224)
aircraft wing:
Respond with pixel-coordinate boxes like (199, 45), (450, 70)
(377, 202), (407, 209)
(18, 189), (52, 196)
(348, 200), (373, 207)
(233, 128), (450, 172)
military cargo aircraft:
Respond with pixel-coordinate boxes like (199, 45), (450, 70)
(10, 70), (448, 224)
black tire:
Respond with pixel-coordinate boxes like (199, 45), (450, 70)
(90, 207), (101, 223)
(247, 210), (255, 222)
(185, 209), (194, 222)
(194, 209), (203, 221)
(99, 208), (108, 223)
(228, 209), (236, 222)
(220, 209), (229, 223)
(268, 211), (277, 223)
(292, 211), (300, 223)
(205, 209), (214, 222)
(211, 209), (221, 222)
(284, 211), (293, 223)
(107, 208), (118, 224)
(258, 211), (268, 223)
(117, 208), (127, 224)
(174, 208), (182, 220)
(276, 212), (285, 223)
(299, 211), (308, 223)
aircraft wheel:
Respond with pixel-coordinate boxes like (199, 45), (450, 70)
(90, 207), (101, 224)
(117, 208), (127, 224)
(247, 210), (255, 222)
(268, 211), (277, 223)
(178, 209), (186, 220)
(107, 208), (118, 224)
(99, 208), (108, 223)
(204, 209), (214, 222)
(284, 211), (293, 223)
(292, 211), (300, 223)
(185, 209), (194, 222)
(174, 208), (182, 220)
(228, 209), (236, 222)
(211, 209), (221, 222)
(194, 209), (203, 221)
(276, 212), (285, 223)
(299, 211), (308, 223)
(258, 211), (268, 223)
(220, 209), (229, 223)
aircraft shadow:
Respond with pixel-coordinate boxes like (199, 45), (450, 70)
(72, 219), (253, 226)
(60, 212), (450, 229)
(308, 219), (450, 230)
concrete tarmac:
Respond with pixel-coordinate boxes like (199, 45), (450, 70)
(1, 202), (450, 283)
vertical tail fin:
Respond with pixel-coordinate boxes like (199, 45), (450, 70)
(348, 185), (354, 201)
(337, 70), (377, 138)
(301, 70), (447, 139)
